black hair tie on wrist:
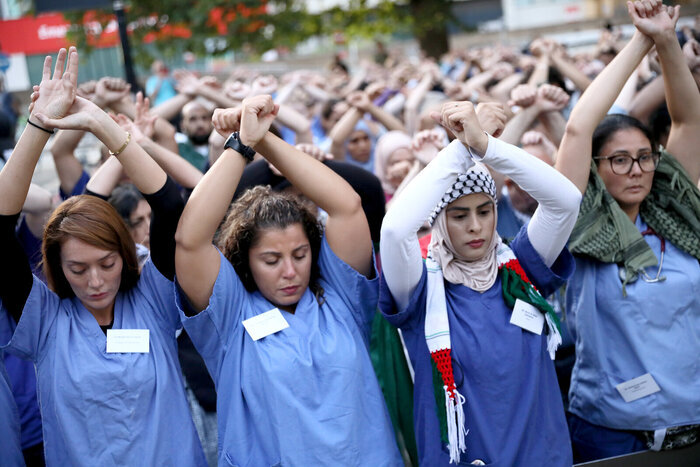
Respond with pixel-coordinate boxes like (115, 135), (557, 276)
(27, 119), (55, 135)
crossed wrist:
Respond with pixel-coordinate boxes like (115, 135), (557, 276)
(238, 132), (256, 148)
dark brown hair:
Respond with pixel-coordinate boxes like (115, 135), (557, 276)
(217, 185), (324, 302)
(592, 114), (655, 160)
(42, 195), (140, 298)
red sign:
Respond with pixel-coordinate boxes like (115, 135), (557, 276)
(0, 13), (192, 56)
(0, 14), (77, 55)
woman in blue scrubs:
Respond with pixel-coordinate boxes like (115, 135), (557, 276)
(555, 1), (700, 462)
(175, 95), (402, 466)
(379, 101), (581, 466)
(0, 48), (206, 466)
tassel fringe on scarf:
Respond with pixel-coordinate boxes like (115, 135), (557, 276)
(425, 243), (561, 464)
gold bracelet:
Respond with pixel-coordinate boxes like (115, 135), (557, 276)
(109, 132), (131, 157)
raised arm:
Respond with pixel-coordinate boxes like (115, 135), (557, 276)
(110, 92), (180, 155)
(34, 57), (188, 281)
(0, 48), (76, 322)
(380, 139), (475, 310)
(328, 105), (362, 160)
(550, 49), (592, 92)
(36, 99), (166, 195)
(175, 104), (263, 312)
(85, 155), (123, 198)
(122, 94), (203, 189)
(347, 90), (406, 133)
(556, 11), (654, 193)
(251, 96), (374, 277)
(274, 105), (313, 144)
(483, 135), (581, 266)
(49, 129), (85, 195)
(634, 1), (700, 182)
(628, 74), (666, 124)
(0, 49), (75, 215)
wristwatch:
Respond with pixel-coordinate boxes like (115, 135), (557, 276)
(224, 132), (256, 162)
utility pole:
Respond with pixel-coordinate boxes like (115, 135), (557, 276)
(112, 0), (139, 91)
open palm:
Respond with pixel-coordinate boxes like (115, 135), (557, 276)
(31, 47), (78, 120)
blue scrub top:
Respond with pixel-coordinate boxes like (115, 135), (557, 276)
(380, 227), (575, 467)
(2, 312), (42, 450)
(179, 235), (402, 467)
(58, 170), (90, 200)
(567, 216), (700, 430)
(496, 193), (526, 241)
(2, 260), (206, 467)
(0, 348), (24, 466)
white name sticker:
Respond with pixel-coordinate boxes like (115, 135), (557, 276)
(106, 329), (150, 353)
(616, 373), (661, 403)
(242, 308), (289, 341)
(510, 299), (544, 335)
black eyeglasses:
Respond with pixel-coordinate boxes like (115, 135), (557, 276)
(594, 151), (660, 175)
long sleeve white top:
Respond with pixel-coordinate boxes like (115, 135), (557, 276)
(380, 136), (582, 311)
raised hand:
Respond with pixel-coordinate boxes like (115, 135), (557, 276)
(174, 69), (201, 97)
(364, 80), (387, 100)
(224, 81), (251, 101)
(268, 143), (333, 176)
(491, 62), (515, 81)
(251, 75), (278, 96)
(683, 38), (700, 72)
(431, 101), (497, 154)
(475, 102), (507, 138)
(346, 90), (372, 112)
(295, 143), (333, 162)
(535, 84), (570, 112)
(76, 80), (97, 101)
(112, 113), (147, 144)
(444, 82), (474, 102)
(529, 38), (551, 58)
(386, 159), (413, 184)
(34, 95), (102, 133)
(520, 130), (557, 161)
(627, 0), (680, 40)
(509, 84), (537, 108)
(412, 129), (446, 165)
(132, 92), (157, 141)
(94, 77), (131, 108)
(212, 106), (243, 137)
(31, 47), (78, 121)
(239, 95), (278, 147)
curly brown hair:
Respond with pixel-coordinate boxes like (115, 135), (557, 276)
(217, 186), (325, 303)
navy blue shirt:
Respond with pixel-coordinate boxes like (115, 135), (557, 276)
(380, 227), (574, 466)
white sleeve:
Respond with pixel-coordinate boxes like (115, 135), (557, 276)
(476, 135), (582, 267)
(380, 140), (475, 310)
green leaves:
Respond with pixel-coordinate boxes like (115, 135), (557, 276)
(62, 0), (451, 64)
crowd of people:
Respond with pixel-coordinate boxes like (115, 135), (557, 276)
(0, 0), (698, 465)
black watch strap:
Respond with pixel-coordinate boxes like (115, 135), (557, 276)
(224, 132), (256, 162)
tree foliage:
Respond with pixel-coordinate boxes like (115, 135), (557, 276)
(63, 0), (457, 64)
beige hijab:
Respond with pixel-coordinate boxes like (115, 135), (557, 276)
(427, 163), (501, 292)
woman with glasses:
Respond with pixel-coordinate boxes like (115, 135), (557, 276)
(556, 1), (700, 462)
